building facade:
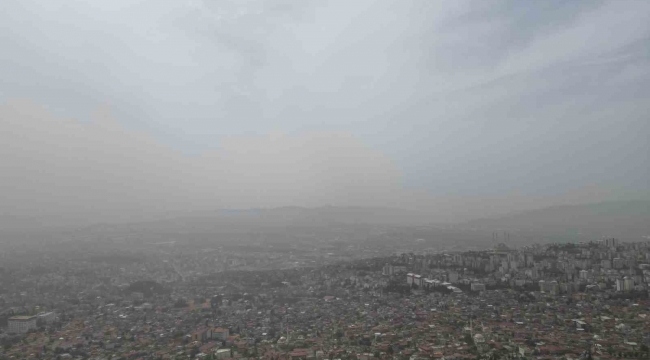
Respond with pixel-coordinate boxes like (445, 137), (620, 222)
(8, 316), (37, 334)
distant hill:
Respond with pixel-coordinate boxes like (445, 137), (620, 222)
(217, 206), (433, 226)
(3, 202), (647, 250)
(463, 200), (650, 243)
(0, 206), (439, 251)
(0, 214), (77, 233)
(84, 206), (435, 233)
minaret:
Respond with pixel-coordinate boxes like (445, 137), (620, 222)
(470, 311), (473, 338)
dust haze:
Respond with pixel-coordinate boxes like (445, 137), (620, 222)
(2, 2), (650, 357)
(1, 0), (649, 227)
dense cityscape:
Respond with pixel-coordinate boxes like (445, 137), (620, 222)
(2, 237), (650, 360)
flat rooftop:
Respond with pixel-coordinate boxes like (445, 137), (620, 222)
(9, 315), (37, 320)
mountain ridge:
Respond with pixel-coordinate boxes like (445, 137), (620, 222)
(462, 199), (650, 242)
(2, 201), (648, 246)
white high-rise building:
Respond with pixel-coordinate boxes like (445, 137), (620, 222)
(605, 238), (619, 248)
(448, 271), (459, 283)
(624, 277), (634, 292)
(382, 264), (394, 276)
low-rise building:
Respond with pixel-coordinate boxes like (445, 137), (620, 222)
(37, 311), (57, 325)
(212, 327), (230, 341)
(471, 283), (486, 291)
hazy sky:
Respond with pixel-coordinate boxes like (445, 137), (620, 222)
(1, 0), (649, 223)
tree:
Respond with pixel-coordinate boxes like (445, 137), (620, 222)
(190, 345), (200, 358)
(173, 298), (188, 308)
(464, 333), (475, 346)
